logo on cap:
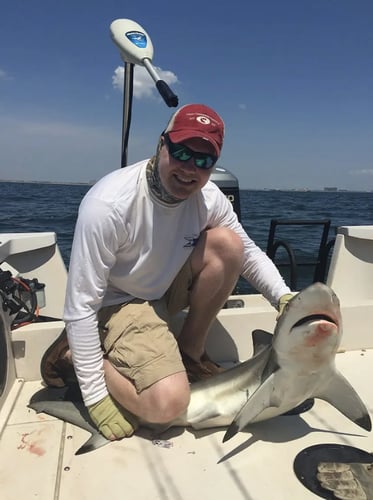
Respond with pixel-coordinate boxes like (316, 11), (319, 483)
(196, 116), (211, 125)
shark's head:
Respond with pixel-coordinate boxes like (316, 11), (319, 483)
(273, 283), (342, 371)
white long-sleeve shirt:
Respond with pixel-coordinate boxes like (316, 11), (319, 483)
(64, 160), (290, 405)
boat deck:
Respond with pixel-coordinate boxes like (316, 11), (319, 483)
(1, 349), (372, 500)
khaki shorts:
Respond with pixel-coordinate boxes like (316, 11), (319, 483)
(97, 257), (193, 393)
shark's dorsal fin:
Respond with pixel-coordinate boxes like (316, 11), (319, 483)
(248, 329), (278, 395)
(314, 370), (372, 431)
(252, 329), (273, 356)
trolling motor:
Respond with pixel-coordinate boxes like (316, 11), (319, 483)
(109, 18), (241, 220)
(110, 19), (178, 167)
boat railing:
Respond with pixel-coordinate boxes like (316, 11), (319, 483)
(266, 219), (336, 290)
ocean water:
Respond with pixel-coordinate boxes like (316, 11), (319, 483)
(1, 181), (372, 292)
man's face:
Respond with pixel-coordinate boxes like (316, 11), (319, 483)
(157, 136), (217, 200)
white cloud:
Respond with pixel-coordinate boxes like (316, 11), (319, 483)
(112, 65), (179, 99)
(0, 68), (12, 81)
(349, 169), (373, 176)
(238, 103), (247, 110)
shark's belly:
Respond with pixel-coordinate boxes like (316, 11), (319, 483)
(176, 387), (250, 430)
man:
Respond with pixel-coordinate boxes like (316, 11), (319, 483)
(42, 103), (292, 441)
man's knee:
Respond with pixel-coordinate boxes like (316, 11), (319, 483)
(206, 227), (244, 256)
(144, 372), (190, 423)
(193, 227), (244, 272)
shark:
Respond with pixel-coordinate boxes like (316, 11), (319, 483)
(29, 394), (109, 455)
(29, 282), (371, 454)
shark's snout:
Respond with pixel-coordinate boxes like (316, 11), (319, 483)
(304, 319), (339, 347)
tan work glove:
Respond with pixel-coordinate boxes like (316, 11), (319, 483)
(276, 293), (294, 320)
(88, 394), (138, 440)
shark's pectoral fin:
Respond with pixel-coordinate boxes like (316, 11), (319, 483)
(223, 374), (279, 442)
(315, 371), (372, 432)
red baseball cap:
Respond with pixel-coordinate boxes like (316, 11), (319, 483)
(164, 104), (224, 157)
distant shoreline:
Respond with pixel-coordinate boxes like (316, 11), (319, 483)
(0, 179), (371, 193)
(0, 179), (93, 186)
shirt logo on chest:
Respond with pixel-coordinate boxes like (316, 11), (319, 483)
(183, 235), (199, 248)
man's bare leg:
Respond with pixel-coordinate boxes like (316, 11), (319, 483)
(177, 227), (244, 361)
(104, 360), (190, 423)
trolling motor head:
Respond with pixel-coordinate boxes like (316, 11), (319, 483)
(110, 19), (154, 66)
(110, 19), (178, 108)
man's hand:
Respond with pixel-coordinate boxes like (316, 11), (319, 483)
(276, 293), (294, 320)
(88, 394), (138, 440)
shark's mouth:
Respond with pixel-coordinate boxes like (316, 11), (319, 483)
(292, 314), (337, 329)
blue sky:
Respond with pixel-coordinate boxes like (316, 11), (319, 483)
(1, 0), (372, 190)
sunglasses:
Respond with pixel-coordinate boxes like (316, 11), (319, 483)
(163, 134), (217, 170)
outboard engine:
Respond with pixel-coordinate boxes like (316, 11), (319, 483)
(211, 166), (241, 221)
